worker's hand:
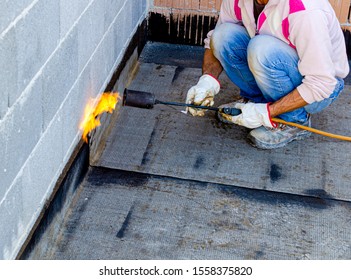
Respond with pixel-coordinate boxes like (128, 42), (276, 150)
(186, 74), (220, 116)
(219, 102), (276, 129)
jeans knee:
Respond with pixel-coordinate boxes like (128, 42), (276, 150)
(248, 35), (298, 72)
(247, 35), (275, 71)
(211, 23), (249, 60)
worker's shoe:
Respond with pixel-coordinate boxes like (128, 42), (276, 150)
(248, 117), (312, 149)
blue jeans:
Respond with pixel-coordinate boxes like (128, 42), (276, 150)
(211, 23), (344, 123)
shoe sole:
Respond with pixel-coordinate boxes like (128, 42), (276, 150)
(247, 130), (312, 149)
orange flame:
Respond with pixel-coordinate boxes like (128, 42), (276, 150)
(80, 92), (119, 143)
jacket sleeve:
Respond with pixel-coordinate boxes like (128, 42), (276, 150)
(289, 10), (338, 103)
(204, 0), (241, 49)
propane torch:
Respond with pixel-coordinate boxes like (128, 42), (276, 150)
(123, 89), (241, 116)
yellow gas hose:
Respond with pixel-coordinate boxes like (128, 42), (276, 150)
(271, 118), (351, 142)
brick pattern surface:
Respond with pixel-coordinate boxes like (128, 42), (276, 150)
(153, 0), (350, 23)
(153, 0), (221, 14)
(330, 0), (350, 24)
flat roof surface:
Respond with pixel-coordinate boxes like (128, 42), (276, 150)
(41, 42), (351, 259)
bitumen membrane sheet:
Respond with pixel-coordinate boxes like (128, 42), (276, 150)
(98, 43), (351, 202)
(45, 42), (351, 259)
(49, 168), (351, 259)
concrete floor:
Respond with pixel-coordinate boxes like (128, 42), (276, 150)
(27, 42), (351, 260)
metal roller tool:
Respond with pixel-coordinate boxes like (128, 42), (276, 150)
(123, 88), (242, 116)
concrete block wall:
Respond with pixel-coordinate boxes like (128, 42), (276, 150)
(0, 0), (149, 259)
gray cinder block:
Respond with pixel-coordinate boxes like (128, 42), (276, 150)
(59, 0), (91, 39)
(103, 0), (124, 31)
(42, 29), (78, 130)
(0, 109), (64, 260)
(0, 29), (17, 119)
(0, 78), (43, 201)
(77, 0), (105, 73)
(14, 0), (60, 107)
(0, 0), (32, 34)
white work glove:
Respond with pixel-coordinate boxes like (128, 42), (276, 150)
(219, 102), (276, 129)
(185, 74), (220, 116)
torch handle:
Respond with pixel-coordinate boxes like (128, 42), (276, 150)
(155, 99), (241, 116)
(220, 107), (241, 116)
(155, 100), (219, 111)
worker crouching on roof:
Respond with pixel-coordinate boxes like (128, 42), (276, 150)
(185, 0), (349, 149)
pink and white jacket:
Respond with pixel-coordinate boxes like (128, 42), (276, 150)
(204, 0), (349, 104)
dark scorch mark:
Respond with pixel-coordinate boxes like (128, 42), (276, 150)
(116, 204), (135, 238)
(270, 164), (282, 183)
